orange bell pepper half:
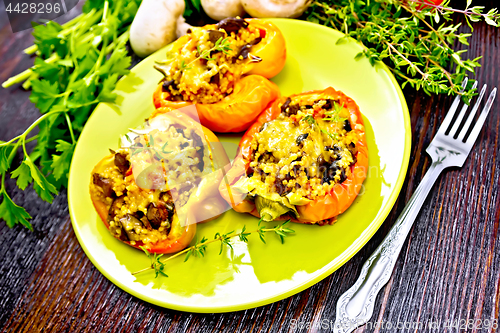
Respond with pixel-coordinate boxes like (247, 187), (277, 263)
(152, 18), (285, 133)
(153, 75), (280, 133)
(243, 19), (287, 79)
(219, 87), (369, 224)
(90, 108), (229, 253)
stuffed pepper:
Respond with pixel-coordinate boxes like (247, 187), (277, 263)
(90, 108), (229, 253)
(153, 18), (284, 133)
(219, 87), (369, 225)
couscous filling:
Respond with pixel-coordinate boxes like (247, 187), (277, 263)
(246, 96), (359, 202)
(155, 18), (263, 104)
(90, 124), (208, 246)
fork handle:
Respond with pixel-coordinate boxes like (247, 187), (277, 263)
(334, 161), (445, 333)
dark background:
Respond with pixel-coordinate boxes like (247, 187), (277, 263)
(0, 0), (499, 332)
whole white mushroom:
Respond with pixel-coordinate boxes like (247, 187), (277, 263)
(201, 0), (246, 21)
(176, 16), (193, 38)
(242, 0), (312, 18)
(130, 0), (185, 58)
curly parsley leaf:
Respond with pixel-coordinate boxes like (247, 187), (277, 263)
(32, 58), (60, 80)
(32, 169), (58, 203)
(97, 73), (119, 103)
(1, 0), (141, 230)
(100, 46), (131, 76)
(0, 145), (12, 174)
(0, 193), (33, 230)
(10, 161), (33, 190)
(30, 80), (60, 113)
(33, 21), (66, 59)
(51, 140), (75, 182)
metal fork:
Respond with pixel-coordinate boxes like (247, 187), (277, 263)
(333, 79), (497, 333)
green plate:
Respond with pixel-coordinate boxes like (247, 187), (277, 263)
(68, 18), (410, 312)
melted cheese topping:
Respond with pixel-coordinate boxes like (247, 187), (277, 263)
(157, 24), (261, 104)
(245, 98), (359, 201)
(90, 123), (213, 245)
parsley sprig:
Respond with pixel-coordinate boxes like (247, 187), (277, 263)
(307, 0), (500, 99)
(0, 0), (140, 230)
(132, 220), (295, 277)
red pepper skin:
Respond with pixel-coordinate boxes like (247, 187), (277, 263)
(153, 75), (280, 133)
(219, 87), (369, 224)
(415, 0), (443, 10)
(90, 110), (227, 253)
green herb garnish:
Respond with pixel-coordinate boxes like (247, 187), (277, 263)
(302, 115), (339, 141)
(186, 37), (232, 68)
(307, 0), (500, 99)
(0, 0), (140, 229)
(132, 220), (295, 277)
(324, 102), (347, 123)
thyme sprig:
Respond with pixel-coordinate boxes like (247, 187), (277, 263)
(124, 134), (172, 161)
(180, 37), (232, 70)
(132, 220), (295, 277)
(307, 0), (500, 99)
(156, 36), (232, 73)
(302, 115), (339, 141)
(324, 102), (347, 123)
(140, 246), (168, 278)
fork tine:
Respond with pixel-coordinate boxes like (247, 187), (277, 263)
(457, 84), (487, 141)
(437, 78), (469, 135)
(448, 81), (479, 136)
(465, 88), (497, 146)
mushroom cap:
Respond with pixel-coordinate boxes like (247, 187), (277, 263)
(242, 0), (312, 18)
(130, 0), (185, 58)
(201, 0), (246, 21)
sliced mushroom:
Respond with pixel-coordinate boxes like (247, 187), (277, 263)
(280, 97), (292, 113)
(207, 29), (226, 43)
(285, 104), (300, 116)
(236, 37), (263, 60)
(295, 133), (309, 145)
(322, 99), (333, 110)
(162, 79), (176, 92)
(118, 215), (142, 241)
(93, 174), (114, 198)
(216, 17), (248, 34)
(108, 196), (125, 222)
(147, 202), (170, 230)
(191, 131), (205, 170)
(139, 214), (152, 230)
(210, 73), (220, 85)
(114, 152), (130, 174)
(344, 119), (352, 132)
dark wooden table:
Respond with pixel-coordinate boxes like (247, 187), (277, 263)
(1, 2), (499, 332)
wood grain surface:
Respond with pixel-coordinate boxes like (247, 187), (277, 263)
(1, 1), (499, 332)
